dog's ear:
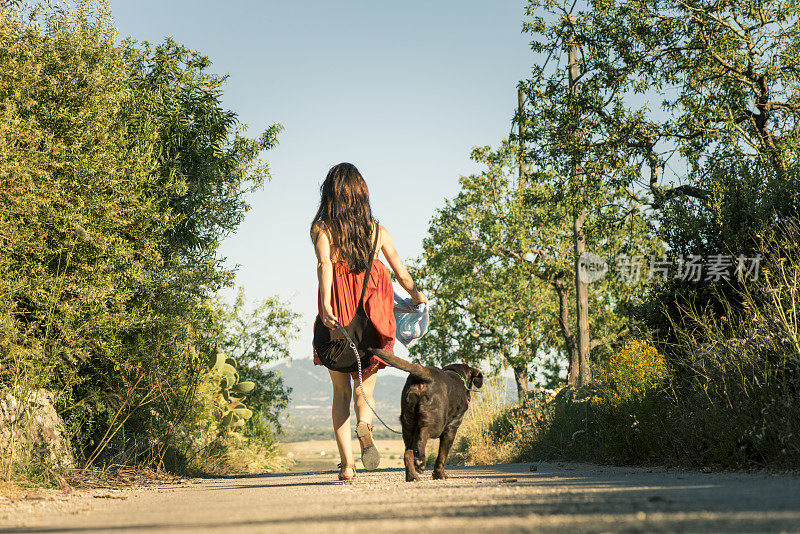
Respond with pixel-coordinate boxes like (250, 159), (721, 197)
(471, 369), (484, 389)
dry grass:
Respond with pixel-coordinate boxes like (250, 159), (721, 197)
(0, 466), (182, 502)
(450, 375), (519, 465)
(186, 437), (292, 476)
(0, 480), (22, 498)
(280, 438), (414, 472)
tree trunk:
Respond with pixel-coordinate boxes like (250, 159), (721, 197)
(567, 14), (592, 387)
(573, 211), (592, 386)
(511, 363), (529, 404)
(518, 88), (526, 187)
(516, 89), (532, 397)
(552, 278), (579, 386)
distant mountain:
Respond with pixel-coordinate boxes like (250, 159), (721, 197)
(272, 357), (523, 441)
(273, 358), (407, 441)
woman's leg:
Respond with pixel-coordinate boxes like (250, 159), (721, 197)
(328, 369), (354, 467)
(353, 370), (381, 469)
(352, 370), (378, 426)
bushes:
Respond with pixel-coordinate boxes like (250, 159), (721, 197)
(663, 222), (800, 467)
(169, 355), (289, 475)
(449, 376), (555, 466)
(448, 375), (518, 466)
(470, 289), (800, 469)
(599, 341), (670, 404)
(513, 343), (676, 465)
(0, 1), (291, 480)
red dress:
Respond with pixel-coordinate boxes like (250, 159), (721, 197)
(313, 259), (396, 378)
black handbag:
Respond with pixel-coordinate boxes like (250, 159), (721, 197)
(313, 227), (381, 373)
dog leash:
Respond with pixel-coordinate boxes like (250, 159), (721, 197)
(459, 374), (482, 393)
(444, 368), (482, 394)
(335, 321), (403, 435)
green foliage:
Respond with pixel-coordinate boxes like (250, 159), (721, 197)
(410, 140), (561, 395)
(212, 351), (254, 432)
(165, 288), (299, 475)
(126, 37), (282, 264)
(0, 1), (289, 478)
(414, 102), (659, 393)
(466, 226), (800, 468)
(213, 288), (298, 439)
(171, 361), (288, 475)
(598, 340), (670, 403)
(524, 0), (800, 202)
(453, 0), (800, 469)
(521, 0), (800, 335)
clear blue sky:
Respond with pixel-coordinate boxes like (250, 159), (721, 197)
(110, 0), (536, 361)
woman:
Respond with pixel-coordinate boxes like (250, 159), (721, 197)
(311, 162), (427, 481)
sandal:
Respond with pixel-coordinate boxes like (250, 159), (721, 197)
(337, 462), (356, 481)
(356, 421), (381, 470)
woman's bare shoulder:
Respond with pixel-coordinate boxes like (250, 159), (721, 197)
(377, 223), (393, 243)
(311, 221), (329, 242)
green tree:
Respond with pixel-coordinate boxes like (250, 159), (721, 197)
(126, 38), (282, 267)
(522, 0), (800, 250)
(520, 2), (671, 384)
(0, 1), (286, 473)
(412, 135), (650, 395)
(522, 0), (800, 343)
(410, 141), (560, 399)
(214, 288), (298, 439)
(0, 2), (172, 456)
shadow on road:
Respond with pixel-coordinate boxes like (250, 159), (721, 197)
(2, 463), (799, 533)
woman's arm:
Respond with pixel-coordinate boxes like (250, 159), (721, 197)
(380, 225), (427, 306)
(314, 225), (339, 328)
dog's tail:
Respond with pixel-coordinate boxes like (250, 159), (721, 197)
(370, 348), (433, 382)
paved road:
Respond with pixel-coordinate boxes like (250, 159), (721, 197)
(3, 462), (800, 533)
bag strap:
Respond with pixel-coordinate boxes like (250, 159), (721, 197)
(357, 222), (380, 308)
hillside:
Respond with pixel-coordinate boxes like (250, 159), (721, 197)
(273, 358), (520, 441)
(274, 358), (407, 440)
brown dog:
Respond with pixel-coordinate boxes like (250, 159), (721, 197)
(370, 349), (483, 481)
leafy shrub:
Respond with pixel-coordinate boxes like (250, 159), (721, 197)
(449, 375), (549, 466)
(469, 224), (800, 469)
(0, 1), (290, 480)
(600, 341), (670, 404)
(170, 355), (289, 475)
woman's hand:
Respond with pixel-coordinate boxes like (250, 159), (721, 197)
(381, 226), (428, 306)
(321, 305), (339, 329)
(314, 225), (339, 329)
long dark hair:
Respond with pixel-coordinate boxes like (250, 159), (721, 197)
(311, 162), (375, 273)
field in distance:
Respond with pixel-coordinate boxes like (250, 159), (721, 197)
(278, 438), (440, 473)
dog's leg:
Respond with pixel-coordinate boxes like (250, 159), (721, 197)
(402, 424), (419, 482)
(403, 449), (420, 482)
(413, 428), (429, 473)
(414, 449), (425, 472)
(432, 427), (458, 480)
(402, 425), (414, 456)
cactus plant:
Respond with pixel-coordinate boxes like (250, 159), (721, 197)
(209, 349), (256, 433)
(212, 350), (225, 372)
(231, 381), (255, 394)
